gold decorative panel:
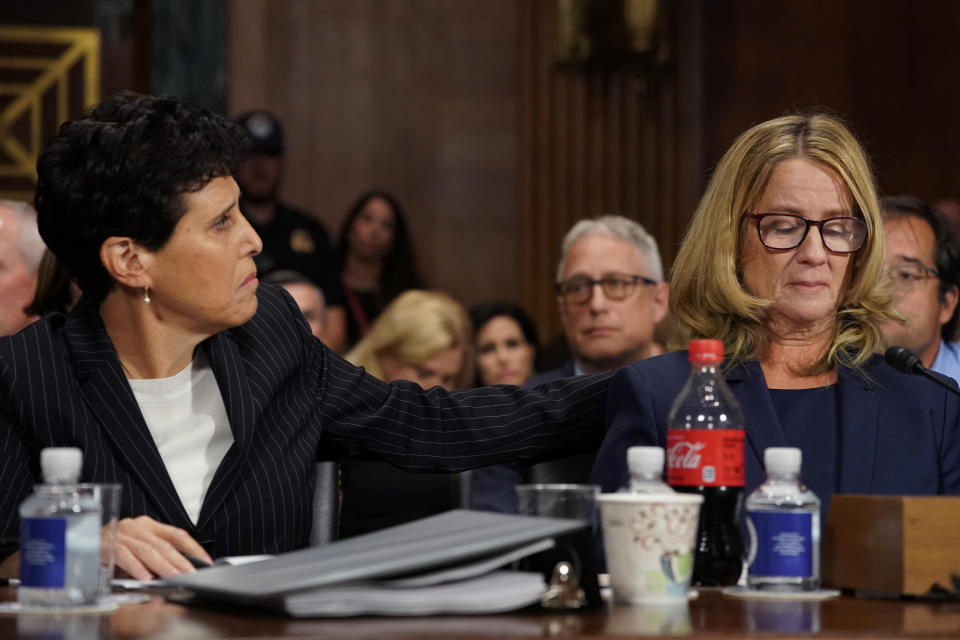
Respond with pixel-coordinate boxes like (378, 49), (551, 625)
(0, 26), (100, 202)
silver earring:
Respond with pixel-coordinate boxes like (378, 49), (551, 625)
(143, 285), (151, 305)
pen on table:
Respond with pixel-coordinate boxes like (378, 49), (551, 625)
(181, 552), (212, 569)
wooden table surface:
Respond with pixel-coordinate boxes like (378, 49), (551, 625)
(3, 587), (960, 639)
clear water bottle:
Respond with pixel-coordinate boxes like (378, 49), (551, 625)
(19, 448), (101, 607)
(624, 446), (674, 494)
(745, 447), (820, 591)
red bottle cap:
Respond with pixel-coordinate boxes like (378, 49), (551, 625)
(688, 339), (724, 363)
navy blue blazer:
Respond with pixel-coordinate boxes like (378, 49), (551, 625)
(0, 286), (610, 560)
(590, 351), (960, 518)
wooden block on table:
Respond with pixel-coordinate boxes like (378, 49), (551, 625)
(822, 495), (960, 595)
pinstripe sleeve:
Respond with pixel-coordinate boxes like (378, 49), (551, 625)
(0, 379), (36, 561)
(315, 346), (612, 472)
(252, 284), (612, 472)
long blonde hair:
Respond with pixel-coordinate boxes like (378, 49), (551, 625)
(347, 290), (475, 388)
(669, 112), (894, 373)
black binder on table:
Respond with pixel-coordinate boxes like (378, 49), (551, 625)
(165, 509), (601, 617)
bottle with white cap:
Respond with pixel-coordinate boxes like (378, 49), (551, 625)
(18, 447), (101, 607)
(624, 446), (674, 494)
(745, 447), (820, 591)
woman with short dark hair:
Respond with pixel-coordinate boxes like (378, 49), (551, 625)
(469, 301), (538, 387)
(0, 92), (609, 584)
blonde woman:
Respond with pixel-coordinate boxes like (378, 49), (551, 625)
(340, 290), (474, 536)
(346, 290), (474, 389)
(592, 113), (960, 578)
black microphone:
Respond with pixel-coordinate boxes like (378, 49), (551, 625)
(884, 346), (960, 396)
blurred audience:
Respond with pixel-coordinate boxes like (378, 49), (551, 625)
(261, 270), (328, 342)
(877, 195), (960, 382)
(338, 190), (423, 348)
(233, 110), (346, 351)
(0, 200), (44, 335)
(340, 290), (472, 536)
(471, 214), (668, 512)
(469, 301), (538, 387)
(24, 249), (81, 317)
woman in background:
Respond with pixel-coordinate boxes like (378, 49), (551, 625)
(346, 289), (472, 390)
(337, 190), (423, 348)
(340, 290), (474, 536)
(469, 301), (538, 387)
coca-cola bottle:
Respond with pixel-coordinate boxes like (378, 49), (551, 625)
(666, 339), (745, 586)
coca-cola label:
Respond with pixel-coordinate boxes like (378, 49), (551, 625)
(666, 429), (745, 487)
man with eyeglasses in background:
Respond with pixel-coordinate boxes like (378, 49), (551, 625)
(470, 215), (669, 512)
(877, 195), (960, 383)
(549, 215), (670, 376)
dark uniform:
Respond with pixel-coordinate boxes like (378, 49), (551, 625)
(250, 203), (344, 308)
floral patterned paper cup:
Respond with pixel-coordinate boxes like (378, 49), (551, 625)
(598, 492), (703, 604)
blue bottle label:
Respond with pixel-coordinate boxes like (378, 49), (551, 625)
(20, 517), (67, 588)
(748, 511), (812, 577)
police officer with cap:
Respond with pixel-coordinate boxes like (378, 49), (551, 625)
(234, 110), (347, 351)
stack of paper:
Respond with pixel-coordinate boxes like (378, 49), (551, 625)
(283, 570), (545, 617)
(166, 509), (591, 617)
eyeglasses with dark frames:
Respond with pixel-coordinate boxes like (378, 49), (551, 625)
(748, 213), (868, 253)
(885, 261), (939, 293)
(556, 273), (658, 304)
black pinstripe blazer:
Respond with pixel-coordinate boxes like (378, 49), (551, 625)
(0, 285), (609, 559)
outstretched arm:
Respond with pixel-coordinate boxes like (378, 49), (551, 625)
(588, 365), (663, 493)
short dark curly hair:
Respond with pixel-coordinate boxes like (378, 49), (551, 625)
(35, 91), (250, 304)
